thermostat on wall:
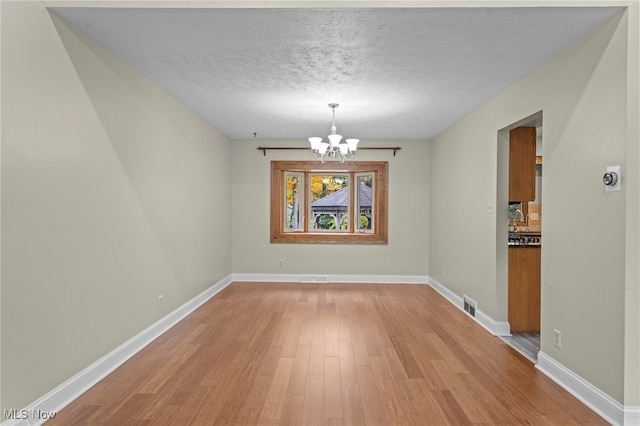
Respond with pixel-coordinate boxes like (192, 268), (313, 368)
(604, 165), (621, 192)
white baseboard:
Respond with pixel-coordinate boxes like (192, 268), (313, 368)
(2, 275), (233, 426)
(624, 407), (640, 426)
(536, 352), (632, 425)
(232, 273), (299, 283)
(232, 273), (429, 284)
(426, 276), (511, 336)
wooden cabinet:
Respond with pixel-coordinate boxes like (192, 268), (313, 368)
(509, 127), (536, 202)
(508, 247), (541, 333)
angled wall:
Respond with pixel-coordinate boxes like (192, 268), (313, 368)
(429, 8), (638, 407)
(1, 2), (232, 412)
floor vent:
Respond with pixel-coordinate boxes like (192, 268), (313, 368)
(463, 295), (477, 317)
(300, 275), (329, 284)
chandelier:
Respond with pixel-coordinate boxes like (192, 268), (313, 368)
(308, 103), (359, 163)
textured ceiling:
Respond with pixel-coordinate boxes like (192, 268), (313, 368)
(50, 6), (623, 141)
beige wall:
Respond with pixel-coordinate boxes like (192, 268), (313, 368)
(231, 140), (430, 276)
(1, 2), (232, 411)
(429, 9), (638, 404)
(623, 0), (640, 409)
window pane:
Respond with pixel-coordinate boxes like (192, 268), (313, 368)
(271, 161), (388, 244)
(285, 173), (303, 231)
(356, 174), (374, 232)
(309, 174), (350, 231)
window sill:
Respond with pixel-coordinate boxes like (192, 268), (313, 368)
(272, 232), (387, 244)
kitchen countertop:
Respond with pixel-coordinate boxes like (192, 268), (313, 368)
(508, 231), (541, 247)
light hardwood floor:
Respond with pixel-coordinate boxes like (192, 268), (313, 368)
(48, 282), (606, 425)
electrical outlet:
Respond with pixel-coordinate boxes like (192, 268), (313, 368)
(553, 329), (562, 348)
(158, 295), (164, 310)
(443, 269), (447, 278)
(278, 259), (284, 268)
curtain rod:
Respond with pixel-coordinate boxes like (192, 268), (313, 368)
(257, 147), (401, 156)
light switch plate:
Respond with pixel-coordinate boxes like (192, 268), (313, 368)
(605, 165), (621, 192)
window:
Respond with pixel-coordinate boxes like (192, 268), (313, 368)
(271, 161), (388, 244)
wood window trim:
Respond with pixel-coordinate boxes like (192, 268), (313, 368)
(271, 160), (388, 244)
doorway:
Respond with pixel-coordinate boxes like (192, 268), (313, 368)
(497, 112), (543, 363)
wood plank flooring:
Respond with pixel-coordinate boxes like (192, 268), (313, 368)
(48, 283), (606, 425)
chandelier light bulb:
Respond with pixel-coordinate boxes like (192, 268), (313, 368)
(309, 137), (322, 150)
(318, 142), (329, 155)
(328, 133), (342, 148)
(346, 139), (359, 152)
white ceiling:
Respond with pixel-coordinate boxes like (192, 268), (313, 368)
(50, 6), (623, 141)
